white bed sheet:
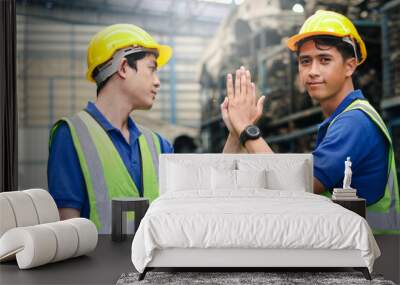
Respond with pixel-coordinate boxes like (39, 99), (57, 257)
(131, 190), (380, 273)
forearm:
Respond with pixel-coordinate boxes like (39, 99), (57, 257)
(243, 137), (274, 154)
(223, 133), (247, 153)
(58, 208), (80, 220)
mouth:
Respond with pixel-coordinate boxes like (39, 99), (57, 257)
(307, 82), (325, 86)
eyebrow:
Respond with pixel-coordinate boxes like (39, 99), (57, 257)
(298, 53), (333, 60)
(149, 60), (158, 68)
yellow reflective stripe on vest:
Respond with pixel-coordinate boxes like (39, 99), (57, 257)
(50, 111), (161, 233)
(329, 99), (400, 234)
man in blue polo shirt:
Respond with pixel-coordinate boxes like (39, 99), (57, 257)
(47, 24), (173, 232)
(312, 89), (387, 204)
(221, 11), (399, 233)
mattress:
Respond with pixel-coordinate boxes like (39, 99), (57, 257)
(131, 190), (380, 273)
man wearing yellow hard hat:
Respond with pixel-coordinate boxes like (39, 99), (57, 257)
(221, 10), (399, 234)
(47, 24), (173, 233)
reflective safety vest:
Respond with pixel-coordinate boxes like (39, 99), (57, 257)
(324, 99), (399, 234)
(50, 110), (161, 234)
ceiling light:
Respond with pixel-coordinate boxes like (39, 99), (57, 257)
(292, 3), (304, 13)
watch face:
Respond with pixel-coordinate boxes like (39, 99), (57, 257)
(246, 125), (260, 137)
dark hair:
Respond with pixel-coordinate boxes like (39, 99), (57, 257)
(296, 35), (361, 63)
(93, 51), (149, 95)
(173, 135), (197, 153)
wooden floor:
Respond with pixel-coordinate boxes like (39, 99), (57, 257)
(374, 235), (400, 284)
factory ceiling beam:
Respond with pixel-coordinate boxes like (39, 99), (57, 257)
(45, 0), (225, 24)
(132, 0), (143, 11)
(17, 6), (222, 38)
(174, 0), (213, 31)
(17, 5), (222, 37)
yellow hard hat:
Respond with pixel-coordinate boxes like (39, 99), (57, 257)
(287, 10), (367, 65)
(86, 24), (173, 83)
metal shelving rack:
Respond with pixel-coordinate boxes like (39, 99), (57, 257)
(381, 0), (400, 174)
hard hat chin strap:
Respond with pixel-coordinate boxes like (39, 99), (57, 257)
(93, 46), (159, 85)
(342, 36), (359, 64)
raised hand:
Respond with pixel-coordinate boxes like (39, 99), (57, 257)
(226, 66), (265, 135)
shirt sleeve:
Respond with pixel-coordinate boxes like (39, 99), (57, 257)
(313, 110), (373, 190)
(47, 122), (87, 212)
(156, 133), (174, 153)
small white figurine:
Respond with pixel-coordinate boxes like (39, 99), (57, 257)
(343, 157), (353, 189)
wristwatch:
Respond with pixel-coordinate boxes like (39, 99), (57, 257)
(239, 125), (261, 146)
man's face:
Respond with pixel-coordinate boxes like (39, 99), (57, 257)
(298, 40), (349, 103)
(124, 54), (160, 109)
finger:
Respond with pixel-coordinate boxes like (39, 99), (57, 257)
(256, 96), (266, 118)
(250, 81), (257, 105)
(220, 98), (227, 115)
(221, 97), (228, 109)
(226, 73), (233, 101)
(247, 72), (254, 105)
(240, 67), (247, 99)
(235, 69), (241, 98)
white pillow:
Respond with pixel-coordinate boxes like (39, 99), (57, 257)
(238, 159), (309, 191)
(211, 168), (236, 190)
(236, 169), (267, 189)
(266, 166), (307, 192)
(167, 162), (211, 191)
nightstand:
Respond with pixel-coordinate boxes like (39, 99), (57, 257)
(111, 197), (149, 242)
(332, 198), (366, 218)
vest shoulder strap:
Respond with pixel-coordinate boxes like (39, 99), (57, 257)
(137, 124), (161, 176)
(330, 99), (392, 145)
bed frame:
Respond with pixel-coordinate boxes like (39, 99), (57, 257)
(139, 248), (370, 280)
(138, 154), (371, 281)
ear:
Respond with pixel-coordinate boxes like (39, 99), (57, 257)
(344, 57), (357, 77)
(116, 58), (129, 80)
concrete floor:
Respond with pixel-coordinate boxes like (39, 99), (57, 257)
(374, 235), (400, 284)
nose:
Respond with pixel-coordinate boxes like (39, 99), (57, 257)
(308, 60), (320, 78)
(153, 74), (160, 90)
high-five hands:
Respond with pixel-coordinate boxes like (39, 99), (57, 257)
(220, 66), (265, 136)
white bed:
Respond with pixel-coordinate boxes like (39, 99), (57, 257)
(131, 154), (380, 280)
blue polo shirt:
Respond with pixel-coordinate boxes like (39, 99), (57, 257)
(47, 102), (173, 218)
(313, 90), (388, 205)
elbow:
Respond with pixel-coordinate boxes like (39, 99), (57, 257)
(313, 177), (326, 194)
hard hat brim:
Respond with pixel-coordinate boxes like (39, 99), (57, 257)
(156, 44), (173, 69)
(287, 31), (347, 51)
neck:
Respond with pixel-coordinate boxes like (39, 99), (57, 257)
(95, 90), (133, 131)
(320, 79), (354, 118)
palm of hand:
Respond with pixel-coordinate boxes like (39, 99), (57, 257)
(223, 67), (265, 134)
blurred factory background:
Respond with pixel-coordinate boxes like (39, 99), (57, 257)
(16, 0), (231, 188)
(199, 0), (399, 157)
(17, 0), (400, 193)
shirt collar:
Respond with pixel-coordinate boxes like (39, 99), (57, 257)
(319, 89), (366, 128)
(85, 102), (141, 142)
